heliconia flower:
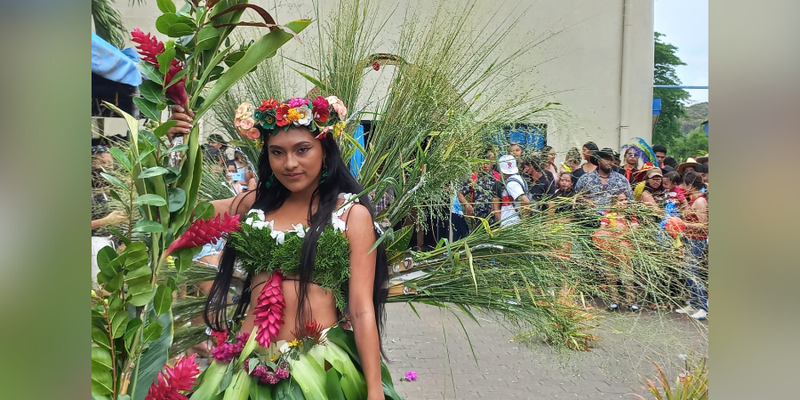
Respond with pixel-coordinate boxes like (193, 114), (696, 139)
(165, 213), (241, 256)
(144, 354), (200, 400)
(372, 61), (381, 71)
(275, 103), (290, 127)
(293, 105), (313, 126)
(210, 329), (228, 346)
(253, 271), (286, 348)
(259, 98), (278, 112)
(131, 28), (163, 65)
(311, 96), (330, 122)
(287, 97), (309, 108)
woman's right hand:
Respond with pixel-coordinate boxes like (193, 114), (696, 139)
(166, 105), (195, 141)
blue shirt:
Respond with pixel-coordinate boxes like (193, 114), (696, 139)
(574, 170), (632, 208)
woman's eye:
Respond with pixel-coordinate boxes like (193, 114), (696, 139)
(271, 150), (283, 156)
(297, 147), (310, 154)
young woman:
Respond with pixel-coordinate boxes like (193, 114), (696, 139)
(168, 97), (400, 399)
(233, 150), (258, 191)
(678, 172), (709, 320)
(622, 147), (641, 184)
(541, 145), (559, 183)
(639, 167), (666, 210)
(559, 147), (582, 175)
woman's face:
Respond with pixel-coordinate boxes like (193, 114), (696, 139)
(481, 151), (495, 172)
(582, 146), (592, 161)
(509, 144), (523, 158)
(227, 165), (237, 173)
(625, 149), (637, 165)
(647, 175), (663, 189)
(92, 152), (113, 171)
(559, 174), (573, 191)
(547, 149), (556, 164)
(266, 127), (325, 193)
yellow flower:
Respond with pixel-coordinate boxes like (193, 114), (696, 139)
(288, 339), (301, 348)
(270, 354), (279, 362)
(333, 121), (346, 138)
(286, 108), (301, 123)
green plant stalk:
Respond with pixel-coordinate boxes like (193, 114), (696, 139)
(102, 301), (119, 400)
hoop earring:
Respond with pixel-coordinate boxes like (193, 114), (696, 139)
(264, 173), (276, 188)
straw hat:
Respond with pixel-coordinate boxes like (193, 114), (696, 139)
(697, 153), (709, 163)
(676, 158), (700, 175)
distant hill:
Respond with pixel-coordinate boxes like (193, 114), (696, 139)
(680, 102), (708, 135)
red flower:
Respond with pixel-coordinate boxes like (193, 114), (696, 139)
(253, 271), (286, 348)
(372, 61), (380, 71)
(294, 319), (325, 345)
(165, 60), (188, 107)
(275, 103), (290, 127)
(145, 354), (200, 400)
(311, 96), (330, 123)
(165, 213), (241, 256)
(210, 329), (228, 347)
(259, 98), (278, 112)
(131, 28), (163, 65)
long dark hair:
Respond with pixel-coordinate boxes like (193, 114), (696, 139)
(204, 126), (389, 352)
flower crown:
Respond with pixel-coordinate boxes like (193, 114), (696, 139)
(235, 96), (348, 141)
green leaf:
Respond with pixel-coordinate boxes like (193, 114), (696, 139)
(167, 188), (187, 212)
(193, 201), (214, 220)
(138, 80), (163, 103)
(196, 25), (220, 51)
(157, 0), (176, 14)
(195, 19), (312, 118)
(155, 12), (179, 35)
(167, 144), (189, 153)
(174, 247), (195, 274)
(135, 147), (156, 167)
(143, 322), (163, 342)
(109, 298), (129, 339)
(222, 50), (245, 67)
(100, 172), (127, 189)
(137, 63), (164, 86)
(91, 347), (114, 396)
(109, 147), (132, 172)
(293, 69), (328, 92)
(96, 246), (120, 277)
(134, 194), (167, 207)
(131, 309), (173, 400)
(124, 318), (143, 352)
(133, 97), (161, 121)
(167, 23), (194, 37)
(153, 284), (173, 315)
(153, 120), (178, 138)
(138, 166), (169, 179)
(157, 47), (176, 76)
(127, 283), (155, 307)
(124, 265), (152, 287)
(133, 220), (165, 233)
(324, 368), (346, 400)
(92, 325), (111, 351)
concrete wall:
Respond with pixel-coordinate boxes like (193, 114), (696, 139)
(106, 0), (654, 158)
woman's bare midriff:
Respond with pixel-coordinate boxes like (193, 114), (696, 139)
(240, 271), (339, 342)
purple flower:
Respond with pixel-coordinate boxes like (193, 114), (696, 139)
(404, 371), (417, 381)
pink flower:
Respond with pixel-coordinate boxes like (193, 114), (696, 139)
(404, 371), (417, 381)
(239, 117), (254, 130)
(145, 354), (200, 400)
(311, 96), (330, 122)
(275, 103), (290, 127)
(326, 96), (348, 120)
(210, 329), (228, 347)
(287, 98), (308, 108)
(253, 271), (286, 348)
(165, 213), (241, 256)
(241, 128), (261, 140)
(131, 28), (163, 65)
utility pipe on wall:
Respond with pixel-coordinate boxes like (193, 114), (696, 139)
(618, 0), (633, 149)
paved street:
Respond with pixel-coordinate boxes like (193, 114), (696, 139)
(383, 303), (708, 400)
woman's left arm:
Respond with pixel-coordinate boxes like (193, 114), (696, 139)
(344, 204), (384, 400)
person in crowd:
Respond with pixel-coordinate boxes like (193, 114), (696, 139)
(91, 145), (128, 289)
(697, 153), (709, 165)
(639, 167), (666, 210)
(622, 147), (642, 184)
(458, 149), (502, 225)
(560, 146), (582, 175)
(676, 157), (699, 176)
(550, 171), (576, 215)
(571, 141), (599, 182)
(202, 134), (229, 167)
(676, 172), (709, 320)
(595, 193), (641, 312)
(508, 142), (524, 160)
(225, 161), (245, 194)
(574, 147), (632, 209)
(612, 150), (622, 167)
(603, 147), (625, 175)
(233, 151), (258, 191)
(663, 156), (678, 172)
(540, 145), (559, 182)
(493, 155), (530, 226)
(663, 171), (688, 210)
(520, 154), (556, 206)
(695, 163), (708, 184)
(653, 145), (667, 168)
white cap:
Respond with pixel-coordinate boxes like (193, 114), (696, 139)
(498, 154), (519, 174)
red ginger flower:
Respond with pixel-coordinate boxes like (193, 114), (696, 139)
(253, 271), (286, 348)
(210, 328), (228, 347)
(145, 354), (200, 400)
(131, 28), (163, 64)
(165, 213), (241, 256)
(311, 96), (330, 123)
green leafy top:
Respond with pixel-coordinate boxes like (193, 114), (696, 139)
(228, 209), (352, 311)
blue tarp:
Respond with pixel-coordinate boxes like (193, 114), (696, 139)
(349, 125), (366, 178)
(653, 98), (662, 116)
(92, 32), (142, 87)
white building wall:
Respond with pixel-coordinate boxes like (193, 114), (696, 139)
(107, 0), (654, 157)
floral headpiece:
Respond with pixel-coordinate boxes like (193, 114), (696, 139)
(235, 96), (348, 141)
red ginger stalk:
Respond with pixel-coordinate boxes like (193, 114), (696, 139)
(130, 28), (189, 107)
(144, 354), (200, 400)
(165, 213), (241, 257)
(253, 271), (286, 348)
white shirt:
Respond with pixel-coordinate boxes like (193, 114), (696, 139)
(500, 174), (527, 226)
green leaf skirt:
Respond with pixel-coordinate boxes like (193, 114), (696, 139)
(191, 326), (404, 400)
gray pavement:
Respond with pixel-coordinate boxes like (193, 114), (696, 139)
(382, 303), (708, 400)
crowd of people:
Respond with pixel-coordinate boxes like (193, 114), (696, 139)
(455, 141), (710, 320)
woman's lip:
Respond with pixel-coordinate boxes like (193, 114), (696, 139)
(284, 173), (303, 178)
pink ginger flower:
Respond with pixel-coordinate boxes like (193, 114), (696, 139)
(253, 271), (286, 348)
(144, 354), (200, 400)
(165, 213), (241, 256)
(130, 29), (189, 107)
